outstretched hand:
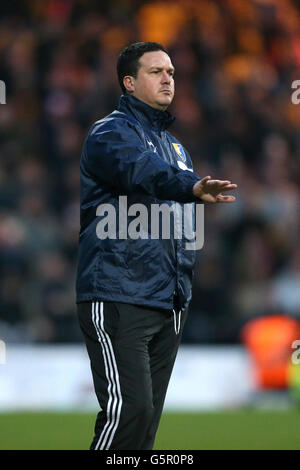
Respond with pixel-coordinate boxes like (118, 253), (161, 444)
(193, 176), (238, 203)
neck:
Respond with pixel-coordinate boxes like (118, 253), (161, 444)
(129, 93), (169, 112)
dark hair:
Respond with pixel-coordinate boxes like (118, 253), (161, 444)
(117, 42), (169, 93)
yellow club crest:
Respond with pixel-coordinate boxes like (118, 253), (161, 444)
(172, 143), (186, 161)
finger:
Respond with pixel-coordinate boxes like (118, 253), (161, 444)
(216, 181), (238, 187)
(206, 180), (232, 186)
(220, 184), (238, 191)
(200, 175), (212, 183)
(216, 195), (236, 202)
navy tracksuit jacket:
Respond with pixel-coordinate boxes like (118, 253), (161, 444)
(76, 93), (201, 312)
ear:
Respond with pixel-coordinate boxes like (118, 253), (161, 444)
(123, 76), (135, 93)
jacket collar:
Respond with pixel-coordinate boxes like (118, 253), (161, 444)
(118, 94), (175, 131)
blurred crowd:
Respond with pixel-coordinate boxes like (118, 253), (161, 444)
(0, 0), (300, 344)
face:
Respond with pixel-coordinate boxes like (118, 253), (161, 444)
(124, 50), (175, 111)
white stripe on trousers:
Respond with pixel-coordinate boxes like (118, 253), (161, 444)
(173, 309), (182, 335)
(91, 301), (122, 450)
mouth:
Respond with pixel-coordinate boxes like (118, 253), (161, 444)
(160, 89), (172, 95)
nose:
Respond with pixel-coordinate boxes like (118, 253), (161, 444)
(161, 70), (171, 83)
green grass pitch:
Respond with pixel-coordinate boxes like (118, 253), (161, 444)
(0, 410), (299, 450)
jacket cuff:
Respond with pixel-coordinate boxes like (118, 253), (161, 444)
(176, 172), (202, 203)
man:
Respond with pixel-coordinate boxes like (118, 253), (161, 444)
(76, 42), (237, 450)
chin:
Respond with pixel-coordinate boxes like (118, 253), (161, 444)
(157, 97), (173, 109)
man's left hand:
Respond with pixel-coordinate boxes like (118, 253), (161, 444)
(193, 176), (238, 203)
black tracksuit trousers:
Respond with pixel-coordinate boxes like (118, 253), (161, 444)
(77, 296), (188, 450)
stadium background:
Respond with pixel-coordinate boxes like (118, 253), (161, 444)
(0, 0), (300, 449)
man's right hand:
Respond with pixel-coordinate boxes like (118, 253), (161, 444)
(193, 176), (238, 203)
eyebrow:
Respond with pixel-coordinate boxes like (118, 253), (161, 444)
(148, 66), (175, 73)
